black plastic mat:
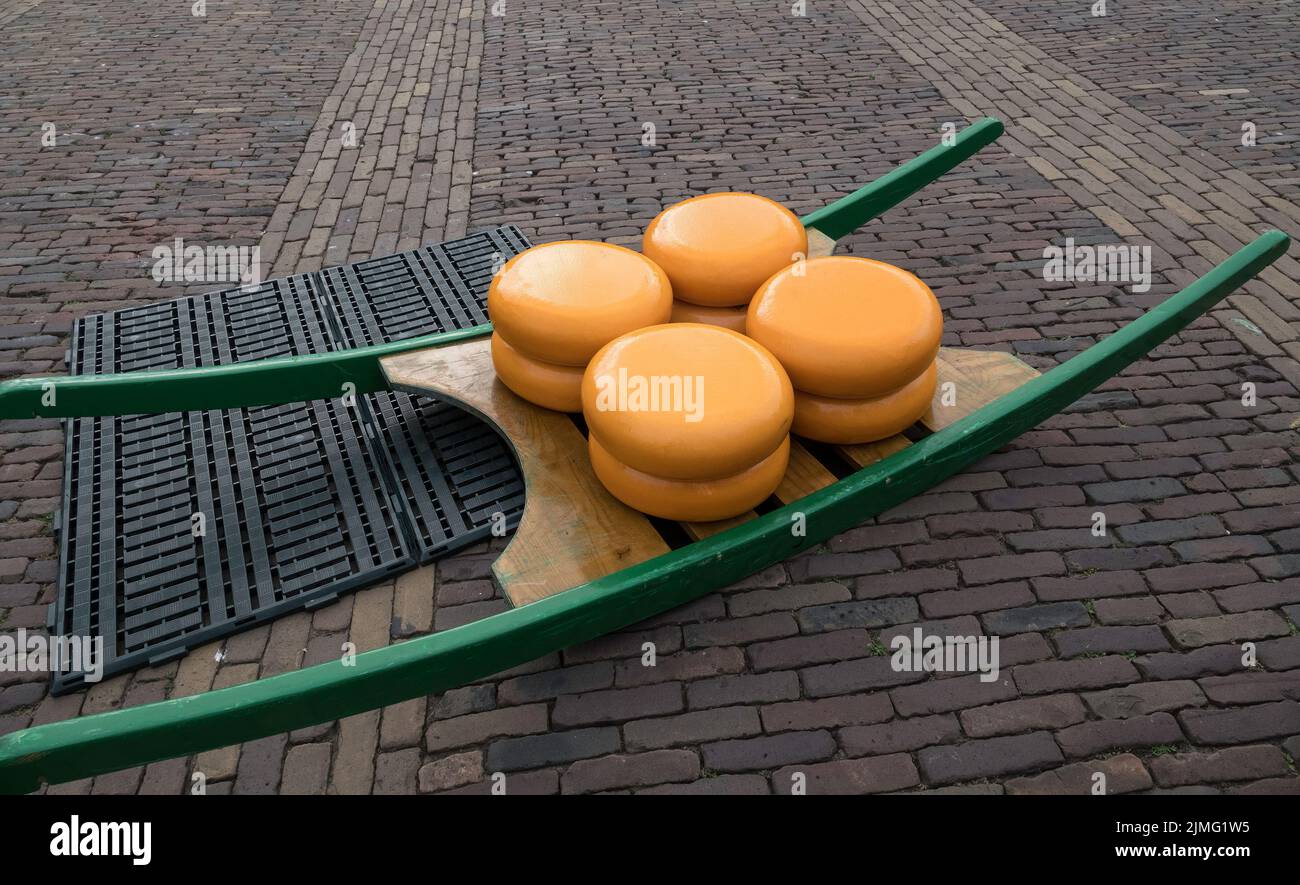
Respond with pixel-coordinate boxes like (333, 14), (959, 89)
(52, 228), (529, 692)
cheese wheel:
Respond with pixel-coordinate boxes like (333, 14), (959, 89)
(792, 361), (938, 444)
(488, 240), (673, 367)
(582, 323), (793, 481)
(490, 332), (585, 412)
(669, 300), (747, 333)
(643, 193), (807, 308)
(747, 256), (943, 398)
(589, 433), (790, 522)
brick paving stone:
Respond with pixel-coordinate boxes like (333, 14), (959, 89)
(281, 744), (332, 796)
(440, 768), (559, 797)
(1227, 777), (1300, 795)
(1005, 753), (1153, 795)
(372, 748), (422, 795)
(1053, 625), (1172, 658)
(760, 694), (894, 733)
(233, 734), (286, 795)
(983, 601), (1090, 634)
(796, 598), (919, 633)
(561, 750), (699, 794)
(1013, 656), (1140, 695)
(486, 727), (622, 773)
(1149, 745), (1289, 787)
(688, 672), (801, 709)
(771, 754), (920, 796)
(701, 730), (837, 773)
(1257, 635), (1300, 670)
(496, 662), (614, 704)
(1032, 570), (1148, 601)
(426, 704), (549, 753)
(748, 629), (872, 672)
(551, 683), (683, 727)
(1055, 713), (1185, 758)
(1179, 701), (1300, 745)
(959, 694), (1088, 738)
(840, 714), (962, 757)
(1135, 644), (1251, 680)
(801, 655), (928, 698)
(614, 647), (746, 688)
(624, 707), (762, 751)
(917, 732), (1064, 785)
(1082, 680), (1208, 719)
(1198, 670), (1300, 705)
(1166, 611), (1290, 648)
(889, 673), (1018, 717)
(1094, 597), (1164, 625)
(638, 775), (770, 796)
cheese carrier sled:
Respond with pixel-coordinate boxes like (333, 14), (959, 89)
(0, 118), (1290, 792)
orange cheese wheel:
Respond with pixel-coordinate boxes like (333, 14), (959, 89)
(792, 361), (938, 444)
(669, 300), (747, 333)
(643, 193), (807, 308)
(490, 332), (584, 412)
(590, 434), (789, 522)
(488, 240), (673, 367)
(582, 324), (793, 481)
(747, 256), (943, 398)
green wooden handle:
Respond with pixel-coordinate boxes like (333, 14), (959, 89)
(0, 230), (1285, 794)
(0, 324), (492, 419)
(800, 117), (1005, 241)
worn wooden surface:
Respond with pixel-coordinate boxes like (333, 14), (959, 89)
(924, 347), (1042, 431)
(382, 338), (670, 606)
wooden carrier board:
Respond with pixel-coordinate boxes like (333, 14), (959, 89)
(382, 342), (1040, 606)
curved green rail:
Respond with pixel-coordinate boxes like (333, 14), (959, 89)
(0, 119), (1004, 421)
(0, 230), (1287, 793)
(802, 117), (1004, 240)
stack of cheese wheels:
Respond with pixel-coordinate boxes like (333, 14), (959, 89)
(487, 240), (673, 412)
(643, 193), (807, 332)
(747, 256), (942, 445)
(582, 324), (794, 522)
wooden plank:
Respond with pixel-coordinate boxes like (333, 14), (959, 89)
(683, 514), (753, 541)
(925, 347), (1041, 431)
(681, 440), (836, 539)
(381, 338), (669, 607)
(775, 440), (838, 501)
(839, 435), (912, 469)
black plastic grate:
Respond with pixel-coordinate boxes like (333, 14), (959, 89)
(53, 228), (530, 692)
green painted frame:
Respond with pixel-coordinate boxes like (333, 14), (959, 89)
(0, 118), (1005, 421)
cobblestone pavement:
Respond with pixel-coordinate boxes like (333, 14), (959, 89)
(2, 0), (1299, 794)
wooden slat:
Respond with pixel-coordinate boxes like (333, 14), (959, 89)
(381, 338), (670, 607)
(683, 514), (752, 541)
(775, 440), (838, 500)
(924, 347), (1041, 431)
(839, 435), (912, 469)
(681, 440), (837, 539)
